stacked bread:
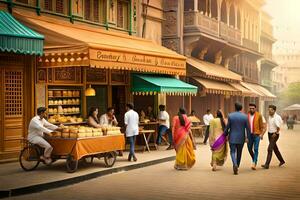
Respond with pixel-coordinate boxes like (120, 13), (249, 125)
(48, 115), (83, 124)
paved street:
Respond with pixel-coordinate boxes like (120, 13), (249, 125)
(7, 125), (300, 200)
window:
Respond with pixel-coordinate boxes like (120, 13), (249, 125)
(44, 0), (53, 11)
(117, 0), (129, 29)
(15, 0), (28, 4)
(56, 0), (64, 14)
(84, 0), (91, 20)
(43, 0), (67, 14)
(84, 0), (106, 23)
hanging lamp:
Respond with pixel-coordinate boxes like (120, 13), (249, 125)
(85, 85), (96, 96)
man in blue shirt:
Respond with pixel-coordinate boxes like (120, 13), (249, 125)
(225, 102), (251, 175)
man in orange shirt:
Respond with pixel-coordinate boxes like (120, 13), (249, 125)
(247, 103), (264, 170)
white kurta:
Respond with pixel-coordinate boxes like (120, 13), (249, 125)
(124, 109), (139, 137)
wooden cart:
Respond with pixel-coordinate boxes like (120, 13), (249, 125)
(19, 135), (125, 173)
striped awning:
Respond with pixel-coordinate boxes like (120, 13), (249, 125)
(0, 11), (44, 55)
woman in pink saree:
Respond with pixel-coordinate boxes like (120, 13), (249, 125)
(172, 108), (196, 170)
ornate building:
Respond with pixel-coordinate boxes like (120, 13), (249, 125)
(162, 0), (276, 117)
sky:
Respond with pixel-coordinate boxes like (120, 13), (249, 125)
(263, 0), (300, 54)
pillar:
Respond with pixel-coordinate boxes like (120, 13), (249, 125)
(194, 0), (198, 11)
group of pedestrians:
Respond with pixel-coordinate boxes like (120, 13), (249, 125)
(171, 103), (285, 175)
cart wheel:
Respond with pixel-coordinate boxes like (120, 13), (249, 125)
(66, 155), (78, 173)
(19, 146), (41, 171)
(104, 152), (117, 167)
(83, 156), (94, 165)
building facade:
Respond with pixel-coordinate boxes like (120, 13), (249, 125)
(0, 0), (197, 161)
(272, 53), (300, 94)
(162, 0), (275, 118)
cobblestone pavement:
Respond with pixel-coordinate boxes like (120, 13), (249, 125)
(7, 125), (300, 200)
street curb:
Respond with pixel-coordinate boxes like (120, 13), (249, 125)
(0, 156), (175, 199)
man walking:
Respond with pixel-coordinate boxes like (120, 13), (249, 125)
(262, 105), (285, 169)
(203, 109), (214, 145)
(247, 103), (264, 170)
(225, 103), (251, 175)
(124, 103), (139, 162)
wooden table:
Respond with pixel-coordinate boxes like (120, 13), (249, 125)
(139, 129), (156, 152)
(191, 125), (206, 138)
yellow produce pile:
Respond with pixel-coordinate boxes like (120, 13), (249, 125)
(48, 115), (83, 124)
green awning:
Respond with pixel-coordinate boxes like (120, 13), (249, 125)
(0, 11), (44, 55)
(132, 74), (198, 96)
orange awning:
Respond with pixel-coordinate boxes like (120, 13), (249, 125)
(14, 12), (186, 75)
(229, 82), (257, 97)
(187, 57), (242, 82)
(192, 77), (241, 95)
(241, 82), (276, 101)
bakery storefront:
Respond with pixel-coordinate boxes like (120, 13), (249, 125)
(14, 12), (189, 130)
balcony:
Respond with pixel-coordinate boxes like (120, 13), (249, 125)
(184, 11), (241, 46)
(242, 38), (259, 51)
(220, 22), (242, 45)
(261, 79), (273, 88)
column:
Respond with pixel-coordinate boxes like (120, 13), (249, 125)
(194, 0), (198, 11)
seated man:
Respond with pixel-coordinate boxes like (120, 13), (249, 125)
(157, 105), (173, 150)
(27, 107), (62, 164)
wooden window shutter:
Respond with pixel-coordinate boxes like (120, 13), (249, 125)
(93, 0), (100, 22)
(84, 0), (91, 20)
(117, 1), (123, 28)
(45, 0), (53, 11)
(56, 0), (64, 14)
(15, 0), (28, 4)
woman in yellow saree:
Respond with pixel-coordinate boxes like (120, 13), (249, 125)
(209, 110), (228, 171)
(172, 108), (196, 170)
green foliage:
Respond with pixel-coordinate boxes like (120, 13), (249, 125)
(278, 82), (300, 108)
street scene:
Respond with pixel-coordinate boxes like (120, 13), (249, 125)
(0, 0), (300, 199)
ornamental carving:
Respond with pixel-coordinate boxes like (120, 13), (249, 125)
(87, 68), (107, 83)
(37, 69), (47, 83)
(162, 39), (180, 53)
(54, 67), (81, 83)
(163, 12), (178, 36)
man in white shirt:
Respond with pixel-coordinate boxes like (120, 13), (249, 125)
(100, 107), (118, 126)
(156, 105), (173, 150)
(124, 103), (139, 162)
(203, 109), (214, 144)
(27, 107), (62, 164)
(262, 105), (285, 169)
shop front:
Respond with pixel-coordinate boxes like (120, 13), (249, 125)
(0, 11), (44, 161)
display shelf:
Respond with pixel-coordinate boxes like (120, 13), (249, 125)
(48, 96), (80, 98)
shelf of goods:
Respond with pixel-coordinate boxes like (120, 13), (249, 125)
(49, 126), (122, 139)
(48, 88), (82, 119)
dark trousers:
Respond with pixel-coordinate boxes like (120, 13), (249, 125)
(203, 125), (210, 143)
(229, 143), (244, 167)
(265, 132), (285, 166)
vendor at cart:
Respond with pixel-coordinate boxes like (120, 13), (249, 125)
(28, 107), (62, 164)
(100, 107), (118, 126)
(87, 107), (102, 128)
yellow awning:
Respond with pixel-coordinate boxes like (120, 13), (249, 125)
(241, 82), (276, 101)
(192, 77), (241, 95)
(15, 12), (186, 75)
(187, 57), (242, 82)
